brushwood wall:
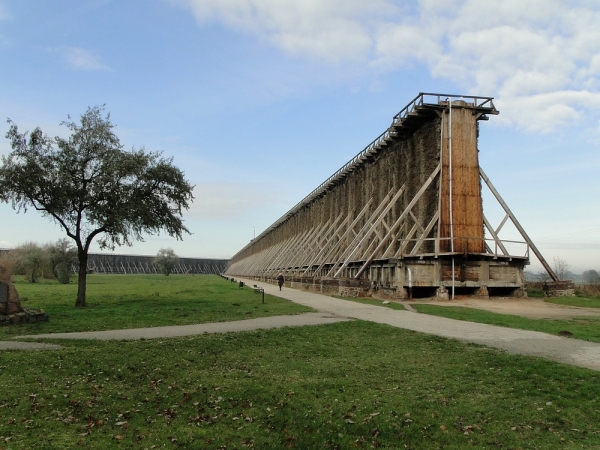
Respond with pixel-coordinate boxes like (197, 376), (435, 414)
(85, 253), (229, 274)
(227, 115), (442, 276)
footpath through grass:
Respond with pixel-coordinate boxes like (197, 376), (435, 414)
(332, 295), (406, 311)
(1, 274), (312, 338)
(413, 298), (600, 344)
(2, 321), (600, 449)
(3, 276), (600, 448)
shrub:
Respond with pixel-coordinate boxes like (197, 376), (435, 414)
(154, 248), (179, 276)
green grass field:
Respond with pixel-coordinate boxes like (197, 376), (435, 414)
(546, 296), (600, 308)
(411, 296), (600, 344)
(2, 275), (600, 448)
(0, 275), (312, 339)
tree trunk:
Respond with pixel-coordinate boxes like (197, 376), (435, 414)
(75, 250), (88, 307)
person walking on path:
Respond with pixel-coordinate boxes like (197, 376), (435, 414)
(277, 273), (284, 291)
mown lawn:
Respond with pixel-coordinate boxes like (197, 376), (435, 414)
(2, 321), (600, 449)
(546, 296), (600, 308)
(412, 298), (600, 344)
(2, 276), (600, 448)
(1, 274), (312, 338)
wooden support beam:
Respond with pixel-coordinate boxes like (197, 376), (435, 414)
(483, 214), (509, 256)
(300, 212), (345, 276)
(246, 241), (283, 274)
(310, 200), (373, 277)
(271, 234), (309, 272)
(298, 215), (342, 269)
(480, 167), (559, 282)
(333, 185), (406, 278)
(292, 219), (333, 272)
(395, 223), (419, 258)
(495, 213), (510, 235)
(265, 230), (311, 274)
(382, 230), (399, 258)
(326, 192), (395, 277)
(409, 210), (425, 235)
(355, 163), (440, 279)
(410, 210), (439, 255)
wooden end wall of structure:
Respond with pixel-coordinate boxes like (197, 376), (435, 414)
(226, 93), (549, 300)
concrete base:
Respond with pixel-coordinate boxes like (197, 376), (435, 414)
(231, 255), (529, 301)
(543, 281), (575, 298)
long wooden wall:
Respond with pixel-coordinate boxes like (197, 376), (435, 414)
(229, 116), (440, 273)
(0, 248), (229, 275)
(85, 254), (228, 275)
(226, 93), (520, 298)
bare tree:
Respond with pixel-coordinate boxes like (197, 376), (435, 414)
(536, 270), (552, 283)
(553, 257), (571, 281)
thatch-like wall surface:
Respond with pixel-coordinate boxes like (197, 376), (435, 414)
(439, 105), (485, 253)
(226, 94), (527, 299)
(86, 254), (228, 275)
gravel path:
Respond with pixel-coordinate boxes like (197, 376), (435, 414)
(4, 281), (600, 373)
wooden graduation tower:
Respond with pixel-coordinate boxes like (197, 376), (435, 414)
(226, 93), (557, 299)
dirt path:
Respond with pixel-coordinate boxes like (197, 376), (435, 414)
(412, 297), (600, 320)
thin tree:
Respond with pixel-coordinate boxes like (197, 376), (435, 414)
(0, 106), (194, 307)
(552, 257), (571, 281)
(536, 270), (552, 283)
(46, 238), (78, 284)
(18, 242), (46, 283)
(154, 248), (179, 276)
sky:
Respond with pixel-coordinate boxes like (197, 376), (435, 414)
(0, 0), (599, 274)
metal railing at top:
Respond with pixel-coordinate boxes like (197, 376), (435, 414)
(392, 92), (497, 124)
(235, 93), (497, 258)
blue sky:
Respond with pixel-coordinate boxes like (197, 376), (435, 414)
(1, 0), (599, 273)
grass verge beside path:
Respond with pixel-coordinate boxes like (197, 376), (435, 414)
(1, 275), (312, 338)
(1, 321), (599, 449)
(546, 296), (600, 308)
(413, 303), (600, 343)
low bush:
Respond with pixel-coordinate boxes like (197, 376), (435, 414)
(576, 283), (600, 299)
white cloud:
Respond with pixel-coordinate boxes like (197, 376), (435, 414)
(176, 0), (600, 134)
(61, 47), (110, 71)
(372, 23), (441, 69)
(497, 90), (600, 133)
(175, 0), (397, 63)
(187, 182), (283, 220)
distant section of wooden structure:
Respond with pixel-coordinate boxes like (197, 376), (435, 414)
(0, 249), (230, 276)
(83, 254), (228, 275)
(226, 93), (557, 299)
